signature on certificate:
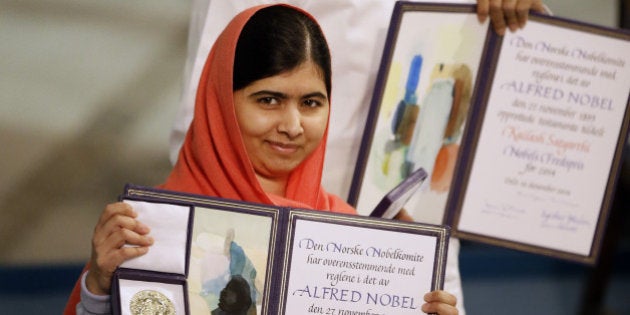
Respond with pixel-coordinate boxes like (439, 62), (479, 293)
(481, 200), (526, 220)
(540, 209), (590, 232)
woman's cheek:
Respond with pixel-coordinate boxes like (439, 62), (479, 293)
(303, 106), (328, 134)
(243, 111), (275, 136)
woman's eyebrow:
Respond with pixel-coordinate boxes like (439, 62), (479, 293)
(302, 92), (328, 100)
(249, 90), (327, 100)
(249, 90), (287, 99)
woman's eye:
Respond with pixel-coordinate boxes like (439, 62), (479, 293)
(303, 99), (322, 108)
(258, 97), (278, 105)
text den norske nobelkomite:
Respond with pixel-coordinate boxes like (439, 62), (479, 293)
(291, 238), (427, 311)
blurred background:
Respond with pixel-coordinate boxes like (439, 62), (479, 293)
(1, 0), (628, 314)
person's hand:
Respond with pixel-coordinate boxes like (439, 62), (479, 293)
(85, 202), (153, 295)
(477, 0), (547, 36)
(422, 290), (458, 315)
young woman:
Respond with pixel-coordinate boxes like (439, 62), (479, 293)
(65, 4), (459, 315)
(167, 3), (550, 315)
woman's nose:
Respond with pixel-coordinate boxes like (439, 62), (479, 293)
(277, 106), (303, 138)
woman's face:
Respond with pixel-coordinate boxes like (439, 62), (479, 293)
(233, 60), (329, 182)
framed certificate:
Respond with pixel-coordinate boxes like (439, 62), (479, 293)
(113, 184), (450, 315)
(279, 209), (448, 314)
(350, 1), (630, 264)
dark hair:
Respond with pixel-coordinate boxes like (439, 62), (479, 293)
(233, 5), (331, 96)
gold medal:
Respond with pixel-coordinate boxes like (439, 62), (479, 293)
(129, 289), (176, 315)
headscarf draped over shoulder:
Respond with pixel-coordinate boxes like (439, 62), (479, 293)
(161, 4), (355, 214)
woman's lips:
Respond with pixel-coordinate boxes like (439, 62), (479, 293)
(267, 140), (299, 154)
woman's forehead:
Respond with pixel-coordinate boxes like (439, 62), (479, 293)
(242, 61), (327, 96)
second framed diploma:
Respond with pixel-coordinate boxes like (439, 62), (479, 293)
(350, 1), (630, 264)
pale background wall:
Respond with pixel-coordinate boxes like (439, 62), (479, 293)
(1, 0), (189, 264)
